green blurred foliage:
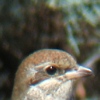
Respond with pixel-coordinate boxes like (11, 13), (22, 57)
(46, 0), (100, 56)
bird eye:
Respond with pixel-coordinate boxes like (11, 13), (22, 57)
(46, 66), (57, 75)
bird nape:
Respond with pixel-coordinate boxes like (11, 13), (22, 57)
(11, 49), (93, 100)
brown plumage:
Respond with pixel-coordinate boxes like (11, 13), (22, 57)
(12, 49), (93, 100)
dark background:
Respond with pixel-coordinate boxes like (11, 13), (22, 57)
(0, 0), (100, 100)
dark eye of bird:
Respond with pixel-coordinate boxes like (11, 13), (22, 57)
(46, 66), (57, 75)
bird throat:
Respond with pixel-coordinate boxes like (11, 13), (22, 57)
(27, 78), (74, 100)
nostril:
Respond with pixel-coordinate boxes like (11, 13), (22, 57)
(65, 68), (72, 72)
(65, 67), (77, 73)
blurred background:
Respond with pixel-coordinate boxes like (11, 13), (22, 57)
(0, 0), (100, 100)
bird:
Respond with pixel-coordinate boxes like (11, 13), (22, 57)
(11, 49), (93, 100)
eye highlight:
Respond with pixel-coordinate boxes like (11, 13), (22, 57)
(46, 66), (57, 75)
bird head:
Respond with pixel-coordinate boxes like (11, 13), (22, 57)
(12, 49), (93, 100)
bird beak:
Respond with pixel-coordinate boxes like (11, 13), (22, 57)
(65, 65), (93, 80)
